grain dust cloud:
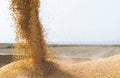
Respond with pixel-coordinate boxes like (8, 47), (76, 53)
(4, 0), (50, 77)
(10, 0), (47, 63)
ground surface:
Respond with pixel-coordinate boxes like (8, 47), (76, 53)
(0, 44), (120, 67)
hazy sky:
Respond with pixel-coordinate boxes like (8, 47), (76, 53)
(1, 0), (120, 44)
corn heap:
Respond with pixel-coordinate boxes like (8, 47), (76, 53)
(10, 0), (47, 63)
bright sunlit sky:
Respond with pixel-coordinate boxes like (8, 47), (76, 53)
(1, 0), (120, 44)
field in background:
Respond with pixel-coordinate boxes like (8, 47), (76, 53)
(1, 43), (120, 58)
(0, 43), (120, 67)
(49, 45), (120, 59)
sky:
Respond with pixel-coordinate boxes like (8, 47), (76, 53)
(1, 0), (120, 44)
